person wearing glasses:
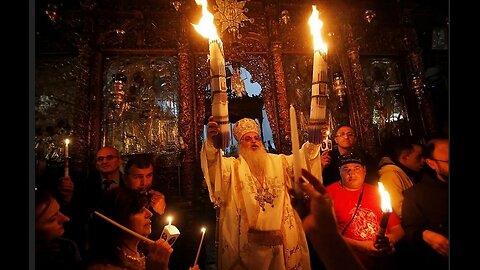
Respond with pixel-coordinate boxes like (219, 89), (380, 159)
(57, 146), (124, 255)
(402, 138), (449, 270)
(321, 125), (378, 187)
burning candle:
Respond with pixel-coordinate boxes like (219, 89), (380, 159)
(308, 5), (328, 144)
(376, 182), (392, 239)
(65, 138), (70, 158)
(193, 0), (230, 149)
(193, 227), (206, 266)
(64, 138), (70, 177)
(289, 104), (302, 192)
(321, 129), (332, 152)
(161, 216), (180, 246)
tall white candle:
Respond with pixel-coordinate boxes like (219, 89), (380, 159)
(308, 5), (328, 144)
(193, 0), (229, 149)
(290, 104), (302, 186)
(194, 227), (206, 266)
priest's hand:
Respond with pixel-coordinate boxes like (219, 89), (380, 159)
(207, 116), (219, 144)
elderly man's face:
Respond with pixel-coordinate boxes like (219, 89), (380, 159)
(240, 132), (263, 151)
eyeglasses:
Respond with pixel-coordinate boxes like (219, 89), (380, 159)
(335, 132), (355, 138)
(96, 155), (118, 162)
(242, 135), (260, 142)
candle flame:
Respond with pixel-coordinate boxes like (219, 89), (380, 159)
(326, 130), (330, 137)
(378, 182), (392, 213)
(308, 5), (327, 54)
(65, 138), (70, 145)
(192, 0), (220, 41)
(167, 216), (172, 226)
(201, 227), (206, 233)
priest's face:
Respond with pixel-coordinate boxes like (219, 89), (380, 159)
(239, 132), (263, 151)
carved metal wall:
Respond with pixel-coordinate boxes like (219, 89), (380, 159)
(100, 55), (182, 161)
(35, 0), (445, 190)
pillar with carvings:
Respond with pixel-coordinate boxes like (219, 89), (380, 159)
(73, 10), (97, 177)
(270, 41), (291, 154)
(344, 25), (377, 155)
(177, 20), (195, 200)
(403, 27), (438, 137)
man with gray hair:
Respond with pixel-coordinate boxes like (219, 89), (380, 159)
(201, 117), (323, 270)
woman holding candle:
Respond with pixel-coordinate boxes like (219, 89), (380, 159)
(87, 188), (175, 270)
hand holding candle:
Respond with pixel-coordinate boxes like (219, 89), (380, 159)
(193, 227), (206, 266)
(64, 138), (70, 177)
(160, 216), (180, 246)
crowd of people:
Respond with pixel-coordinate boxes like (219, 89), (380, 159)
(35, 117), (449, 270)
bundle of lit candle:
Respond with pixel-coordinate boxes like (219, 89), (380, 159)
(308, 5), (329, 145)
(193, 0), (230, 149)
(376, 182), (392, 241)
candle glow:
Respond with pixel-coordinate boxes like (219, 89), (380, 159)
(376, 182), (392, 239)
(64, 138), (70, 177)
(65, 138), (70, 158)
(194, 227), (207, 266)
(308, 5), (329, 144)
(193, 0), (230, 149)
(161, 215), (180, 246)
(378, 182), (392, 213)
(321, 129), (332, 152)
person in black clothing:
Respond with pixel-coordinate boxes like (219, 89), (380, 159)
(321, 125), (378, 187)
(402, 138), (449, 270)
(123, 155), (166, 241)
(58, 146), (124, 255)
(35, 188), (83, 270)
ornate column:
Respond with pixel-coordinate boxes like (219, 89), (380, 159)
(178, 20), (195, 200)
(403, 27), (438, 137)
(74, 10), (97, 177)
(270, 41), (290, 153)
(344, 24), (377, 154)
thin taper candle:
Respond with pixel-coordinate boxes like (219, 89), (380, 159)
(94, 211), (154, 244)
(194, 227), (206, 266)
(64, 138), (70, 177)
(65, 138), (70, 158)
(289, 104), (302, 194)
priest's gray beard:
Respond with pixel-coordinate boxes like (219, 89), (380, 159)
(239, 143), (268, 179)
